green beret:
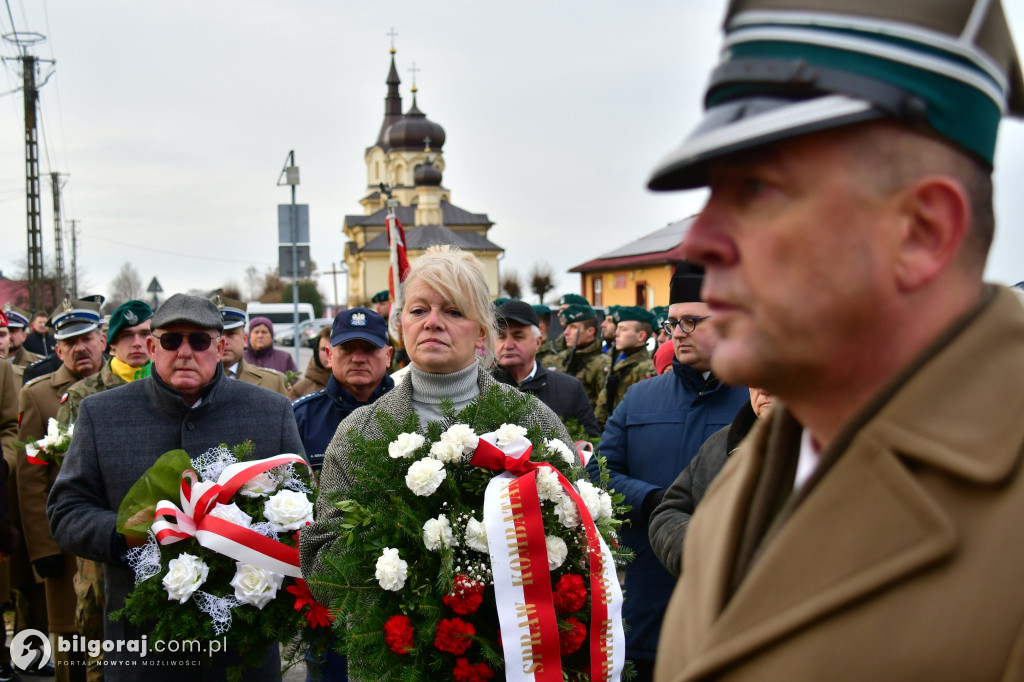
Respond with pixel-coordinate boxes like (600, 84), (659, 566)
(370, 290), (390, 304)
(651, 306), (669, 330)
(614, 306), (655, 327)
(107, 300), (154, 344)
(558, 293), (590, 307)
(559, 304), (597, 324)
(531, 304), (551, 317)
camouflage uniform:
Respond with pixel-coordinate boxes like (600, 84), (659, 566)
(595, 347), (655, 429)
(536, 338), (560, 369)
(555, 337), (610, 413)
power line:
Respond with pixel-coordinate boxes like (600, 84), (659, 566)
(81, 231), (275, 267)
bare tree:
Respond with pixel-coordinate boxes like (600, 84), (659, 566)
(500, 269), (523, 299)
(107, 262), (143, 311)
(244, 266), (264, 300)
(529, 262), (557, 305)
(220, 282), (242, 300)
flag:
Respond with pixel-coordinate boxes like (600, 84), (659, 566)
(387, 212), (411, 344)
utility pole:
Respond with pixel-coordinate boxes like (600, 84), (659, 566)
(278, 151), (301, 367)
(50, 172), (67, 301)
(3, 32), (53, 311)
(68, 219), (79, 298)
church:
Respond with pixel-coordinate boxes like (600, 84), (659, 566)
(343, 48), (503, 305)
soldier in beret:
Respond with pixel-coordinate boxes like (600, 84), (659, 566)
(3, 305), (43, 388)
(555, 304), (610, 415)
(594, 306), (656, 429)
(600, 305), (618, 355)
(532, 304), (560, 369)
(647, 0), (1024, 679)
(18, 299), (106, 680)
(213, 296), (288, 397)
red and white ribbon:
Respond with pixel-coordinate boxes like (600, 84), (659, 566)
(472, 434), (624, 682)
(24, 444), (48, 466)
(151, 454), (310, 578)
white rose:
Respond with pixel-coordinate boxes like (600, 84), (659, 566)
(536, 467), (565, 504)
(575, 480), (610, 521)
(375, 547), (408, 591)
(263, 490), (314, 532)
(546, 535), (568, 570)
(554, 495), (581, 529)
(162, 553), (209, 603)
(239, 471), (280, 498)
(422, 515), (457, 552)
(229, 562), (284, 609)
(405, 458), (446, 496)
(494, 423), (528, 448)
(207, 502), (252, 528)
(545, 438), (576, 466)
(428, 439), (461, 464)
(442, 424), (479, 455)
(465, 517), (489, 554)
(389, 432), (425, 459)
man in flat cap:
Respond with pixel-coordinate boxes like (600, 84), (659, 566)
(48, 294), (304, 679)
(494, 300), (600, 437)
(2, 305), (42, 388)
(594, 306), (656, 429)
(646, 0), (1024, 679)
(213, 295), (288, 396)
(585, 265), (747, 681)
(555, 304), (610, 415)
(17, 299), (106, 680)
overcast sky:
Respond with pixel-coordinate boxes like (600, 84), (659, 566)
(1, 1), (1022, 307)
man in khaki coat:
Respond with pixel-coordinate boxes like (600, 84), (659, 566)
(646, 0), (1024, 680)
(18, 300), (103, 681)
(3, 306), (42, 389)
(213, 295), (289, 396)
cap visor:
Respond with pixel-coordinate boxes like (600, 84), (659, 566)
(331, 332), (386, 348)
(54, 322), (98, 341)
(647, 94), (882, 191)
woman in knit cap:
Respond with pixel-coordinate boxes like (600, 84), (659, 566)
(243, 315), (298, 375)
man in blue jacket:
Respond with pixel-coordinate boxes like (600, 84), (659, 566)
(586, 263), (748, 681)
(292, 308), (394, 471)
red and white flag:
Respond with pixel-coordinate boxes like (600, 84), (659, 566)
(387, 213), (411, 341)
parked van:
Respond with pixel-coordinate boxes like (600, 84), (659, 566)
(246, 302), (315, 343)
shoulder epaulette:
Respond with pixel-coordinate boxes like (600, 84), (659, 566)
(22, 374), (49, 388)
(291, 388), (326, 408)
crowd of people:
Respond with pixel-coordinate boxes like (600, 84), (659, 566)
(2, 0), (1024, 679)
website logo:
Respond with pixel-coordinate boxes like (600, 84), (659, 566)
(11, 629), (51, 671)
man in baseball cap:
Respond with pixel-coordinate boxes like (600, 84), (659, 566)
(292, 307), (394, 470)
(648, 1), (1024, 679)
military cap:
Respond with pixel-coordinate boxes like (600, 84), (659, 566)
(604, 305), (620, 319)
(649, 0), (1024, 191)
(497, 300), (540, 329)
(614, 306), (656, 328)
(558, 293), (590, 307)
(560, 303), (598, 325)
(48, 299), (103, 340)
(107, 300), (154, 345)
(492, 297), (513, 308)
(2, 304), (29, 328)
(652, 305), (670, 330)
(151, 294), (224, 332)
(211, 294), (248, 330)
(370, 290), (390, 304)
(670, 261), (705, 304)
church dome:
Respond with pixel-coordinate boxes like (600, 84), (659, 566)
(384, 95), (446, 151)
(414, 156), (443, 186)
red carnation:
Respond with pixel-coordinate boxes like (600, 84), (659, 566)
(384, 615), (415, 655)
(443, 574), (485, 615)
(553, 574), (588, 614)
(434, 617), (476, 655)
(285, 578), (334, 628)
(453, 657), (495, 681)
(559, 617), (587, 655)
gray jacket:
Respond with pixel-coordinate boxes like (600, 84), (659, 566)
(47, 367), (304, 681)
(299, 365), (575, 605)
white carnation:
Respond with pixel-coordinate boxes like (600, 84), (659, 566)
(239, 471), (279, 498)
(429, 439), (461, 464)
(545, 438), (576, 466)
(535, 467), (564, 504)
(229, 563), (284, 609)
(596, 490), (614, 521)
(405, 458), (447, 496)
(389, 432), (425, 459)
(66, 422), (74, 439)
(575, 480), (612, 521)
(553, 495), (581, 529)
(162, 553), (208, 603)
(263, 490), (314, 532)
(207, 502), (252, 528)
(442, 424), (479, 455)
(465, 517), (489, 553)
(494, 423), (528, 448)
(422, 515), (457, 552)
(545, 535), (568, 570)
(375, 547), (408, 591)
(44, 418), (62, 445)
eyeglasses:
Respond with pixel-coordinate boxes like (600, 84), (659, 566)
(153, 332), (220, 352)
(662, 316), (711, 335)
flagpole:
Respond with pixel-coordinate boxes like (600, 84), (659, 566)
(385, 190), (403, 341)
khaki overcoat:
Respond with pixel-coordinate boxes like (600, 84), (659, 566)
(655, 286), (1024, 681)
(235, 359), (288, 396)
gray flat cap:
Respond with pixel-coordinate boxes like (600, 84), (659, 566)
(152, 294), (224, 331)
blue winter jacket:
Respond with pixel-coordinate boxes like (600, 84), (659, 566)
(586, 359), (749, 661)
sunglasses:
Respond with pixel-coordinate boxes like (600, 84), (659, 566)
(153, 332), (220, 352)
